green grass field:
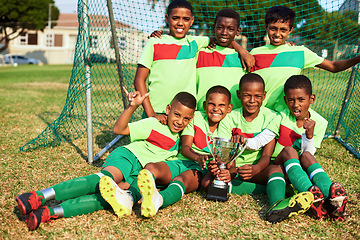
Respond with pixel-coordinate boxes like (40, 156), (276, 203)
(1, 65), (360, 239)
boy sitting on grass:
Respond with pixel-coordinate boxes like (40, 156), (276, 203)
(264, 75), (347, 223)
(101, 86), (233, 217)
(251, 6), (360, 112)
(15, 89), (196, 230)
(202, 73), (277, 196)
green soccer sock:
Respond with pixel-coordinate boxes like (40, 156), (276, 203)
(128, 178), (142, 204)
(284, 159), (312, 193)
(267, 172), (286, 206)
(36, 191), (46, 205)
(59, 193), (110, 218)
(230, 179), (266, 195)
(49, 170), (113, 201)
(307, 163), (332, 198)
(160, 180), (185, 208)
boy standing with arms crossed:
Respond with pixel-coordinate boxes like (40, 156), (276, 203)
(265, 75), (346, 223)
(15, 89), (196, 230)
(251, 6), (360, 112)
(102, 86), (233, 217)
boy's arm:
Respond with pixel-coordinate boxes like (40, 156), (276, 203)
(237, 138), (275, 180)
(301, 117), (316, 155)
(231, 41), (255, 72)
(180, 135), (211, 169)
(245, 128), (276, 150)
(317, 56), (360, 73)
(113, 88), (149, 135)
(133, 64), (155, 117)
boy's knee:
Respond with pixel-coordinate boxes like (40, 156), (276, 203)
(281, 146), (298, 160)
(299, 151), (317, 168)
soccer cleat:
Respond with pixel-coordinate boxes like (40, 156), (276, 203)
(308, 185), (327, 219)
(99, 176), (133, 217)
(27, 206), (59, 231)
(138, 169), (163, 218)
(16, 191), (42, 215)
(266, 191), (314, 223)
(326, 182), (347, 221)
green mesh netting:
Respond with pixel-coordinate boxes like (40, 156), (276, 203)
(20, 0), (360, 159)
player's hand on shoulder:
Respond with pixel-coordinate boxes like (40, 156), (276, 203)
(148, 30), (163, 39)
(303, 118), (315, 139)
(241, 51), (255, 72)
(123, 87), (149, 107)
(154, 114), (167, 125)
(286, 41), (296, 46)
(207, 36), (217, 49)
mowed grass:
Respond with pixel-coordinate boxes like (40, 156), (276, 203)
(1, 64), (360, 239)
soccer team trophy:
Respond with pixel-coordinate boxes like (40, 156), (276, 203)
(205, 133), (247, 201)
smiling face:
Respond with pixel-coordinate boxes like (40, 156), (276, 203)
(214, 16), (241, 48)
(284, 88), (315, 120)
(165, 7), (194, 39)
(237, 81), (266, 119)
(166, 100), (194, 133)
(266, 20), (293, 46)
(203, 92), (232, 126)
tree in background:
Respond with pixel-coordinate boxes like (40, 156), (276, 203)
(0, 0), (59, 53)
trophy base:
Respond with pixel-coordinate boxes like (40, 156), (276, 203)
(205, 184), (228, 202)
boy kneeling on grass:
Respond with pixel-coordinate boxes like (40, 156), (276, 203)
(101, 85), (233, 217)
(16, 89), (196, 231)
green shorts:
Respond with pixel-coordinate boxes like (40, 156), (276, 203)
(165, 159), (208, 180)
(101, 147), (142, 185)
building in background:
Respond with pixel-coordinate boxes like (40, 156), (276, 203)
(5, 13), (148, 64)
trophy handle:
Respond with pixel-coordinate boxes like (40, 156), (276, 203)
(206, 132), (215, 159)
(231, 137), (248, 161)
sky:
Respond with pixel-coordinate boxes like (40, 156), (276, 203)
(54, 0), (346, 14)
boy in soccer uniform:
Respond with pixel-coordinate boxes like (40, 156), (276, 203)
(196, 9), (248, 110)
(138, 2), (253, 122)
(102, 86), (233, 217)
(265, 75), (347, 223)
(15, 90), (196, 231)
(250, 6), (360, 112)
(203, 73), (279, 196)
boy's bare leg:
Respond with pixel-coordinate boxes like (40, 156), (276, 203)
(144, 162), (172, 185)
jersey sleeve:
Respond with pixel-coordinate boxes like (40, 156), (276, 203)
(265, 112), (282, 136)
(193, 36), (210, 50)
(128, 118), (153, 142)
(137, 38), (154, 69)
(182, 117), (195, 137)
(217, 114), (234, 139)
(303, 46), (324, 69)
(312, 112), (328, 148)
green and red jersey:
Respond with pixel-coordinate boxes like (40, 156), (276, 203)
(125, 117), (180, 166)
(218, 107), (277, 166)
(250, 44), (324, 112)
(138, 35), (210, 113)
(268, 108), (328, 157)
(177, 111), (232, 160)
(196, 46), (246, 110)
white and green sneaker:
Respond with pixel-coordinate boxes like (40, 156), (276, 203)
(266, 191), (314, 223)
(138, 169), (163, 217)
(99, 176), (133, 217)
